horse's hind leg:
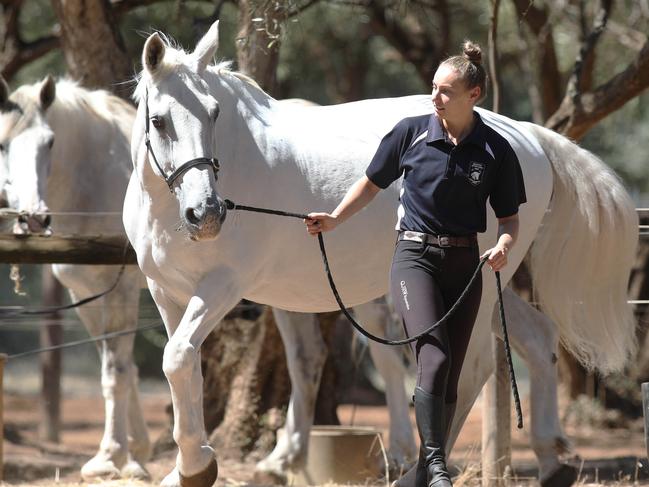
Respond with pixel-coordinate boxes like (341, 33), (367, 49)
(255, 309), (327, 483)
(493, 288), (576, 487)
(121, 355), (153, 479)
(353, 298), (416, 469)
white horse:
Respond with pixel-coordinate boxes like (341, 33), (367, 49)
(0, 77), (152, 480)
(0, 75), (417, 480)
(125, 22), (637, 487)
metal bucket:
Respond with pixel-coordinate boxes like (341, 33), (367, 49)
(287, 425), (386, 485)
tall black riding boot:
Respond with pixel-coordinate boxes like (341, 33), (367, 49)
(414, 387), (452, 487)
(393, 400), (456, 487)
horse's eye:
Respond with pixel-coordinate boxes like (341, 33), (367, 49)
(151, 116), (165, 130)
(47, 137), (55, 149)
(0, 143), (6, 153)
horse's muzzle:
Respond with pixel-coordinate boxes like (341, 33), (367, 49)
(183, 200), (227, 241)
(14, 211), (52, 236)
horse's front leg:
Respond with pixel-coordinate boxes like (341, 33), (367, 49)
(353, 298), (416, 468)
(255, 309), (327, 483)
(494, 288), (576, 487)
(162, 275), (241, 487)
(145, 282), (187, 487)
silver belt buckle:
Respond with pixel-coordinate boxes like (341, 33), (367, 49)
(403, 231), (423, 243)
(437, 235), (451, 247)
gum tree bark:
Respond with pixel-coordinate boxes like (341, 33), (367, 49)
(49, 0), (132, 98)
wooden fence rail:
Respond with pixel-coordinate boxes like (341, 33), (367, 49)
(0, 234), (136, 265)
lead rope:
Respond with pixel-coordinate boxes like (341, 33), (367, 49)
(225, 199), (523, 428)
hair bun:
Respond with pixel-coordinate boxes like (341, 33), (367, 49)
(462, 40), (482, 65)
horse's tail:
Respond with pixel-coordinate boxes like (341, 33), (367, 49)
(522, 122), (638, 374)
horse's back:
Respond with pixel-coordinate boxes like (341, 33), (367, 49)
(243, 101), (553, 313)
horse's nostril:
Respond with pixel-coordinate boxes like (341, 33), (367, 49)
(185, 208), (201, 225)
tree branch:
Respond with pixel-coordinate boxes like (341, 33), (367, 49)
(1, 35), (60, 80)
(567, 0), (612, 99)
(546, 39), (649, 140)
(0, 0), (60, 80)
(511, 0), (562, 118)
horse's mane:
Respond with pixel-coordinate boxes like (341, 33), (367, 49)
(132, 33), (263, 103)
(12, 78), (135, 132)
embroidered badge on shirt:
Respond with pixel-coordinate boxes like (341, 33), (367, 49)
(468, 162), (485, 186)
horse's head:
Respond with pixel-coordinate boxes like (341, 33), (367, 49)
(134, 22), (227, 241)
(0, 75), (55, 234)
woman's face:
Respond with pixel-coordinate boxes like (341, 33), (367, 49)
(431, 64), (480, 123)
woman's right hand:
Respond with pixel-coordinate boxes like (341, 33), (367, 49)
(305, 212), (339, 235)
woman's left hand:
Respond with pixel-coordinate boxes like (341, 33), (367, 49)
(481, 245), (508, 272)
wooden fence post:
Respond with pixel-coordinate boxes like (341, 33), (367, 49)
(482, 335), (511, 486)
(0, 353), (8, 481)
(642, 382), (649, 459)
(39, 267), (64, 442)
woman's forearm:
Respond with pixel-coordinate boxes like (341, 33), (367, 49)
(496, 214), (519, 251)
(331, 176), (381, 224)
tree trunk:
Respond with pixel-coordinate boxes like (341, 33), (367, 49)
(196, 307), (341, 460)
(49, 0), (131, 98)
(205, 307), (291, 459)
(235, 0), (283, 97)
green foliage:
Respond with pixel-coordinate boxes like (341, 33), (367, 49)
(277, 4), (425, 103)
(12, 0), (65, 86)
(120, 1), (239, 68)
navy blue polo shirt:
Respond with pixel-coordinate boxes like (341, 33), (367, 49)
(366, 112), (526, 236)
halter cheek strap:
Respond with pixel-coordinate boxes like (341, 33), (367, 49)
(144, 87), (220, 193)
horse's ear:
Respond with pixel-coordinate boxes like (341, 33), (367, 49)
(40, 75), (56, 111)
(192, 20), (219, 73)
(143, 33), (166, 75)
(0, 76), (9, 105)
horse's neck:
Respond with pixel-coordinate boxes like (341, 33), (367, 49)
(45, 96), (132, 225)
(208, 73), (282, 188)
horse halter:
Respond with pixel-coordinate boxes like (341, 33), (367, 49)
(144, 88), (220, 193)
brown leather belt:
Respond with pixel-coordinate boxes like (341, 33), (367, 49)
(398, 230), (478, 248)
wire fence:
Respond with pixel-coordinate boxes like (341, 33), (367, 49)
(1, 208), (649, 362)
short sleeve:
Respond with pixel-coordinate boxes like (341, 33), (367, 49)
(365, 120), (412, 189)
(489, 145), (527, 218)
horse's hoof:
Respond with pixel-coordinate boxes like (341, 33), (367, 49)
(179, 458), (218, 487)
(540, 463), (578, 487)
(80, 457), (121, 480)
(121, 460), (151, 480)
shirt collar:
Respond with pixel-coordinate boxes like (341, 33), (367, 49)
(425, 113), (446, 143)
(425, 111), (488, 148)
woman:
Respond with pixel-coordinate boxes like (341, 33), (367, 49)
(305, 41), (526, 487)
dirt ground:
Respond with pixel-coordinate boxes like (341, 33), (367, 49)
(2, 384), (648, 487)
